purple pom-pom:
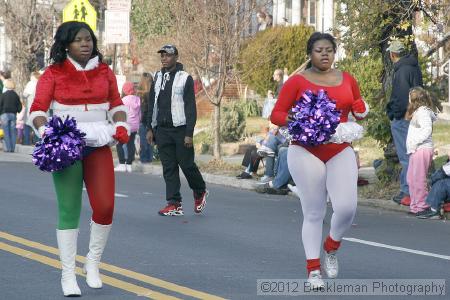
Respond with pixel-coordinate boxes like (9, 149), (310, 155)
(288, 89), (341, 146)
(32, 116), (86, 172)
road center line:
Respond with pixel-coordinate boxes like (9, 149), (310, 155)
(344, 237), (450, 261)
(0, 241), (179, 300)
(0, 231), (225, 300)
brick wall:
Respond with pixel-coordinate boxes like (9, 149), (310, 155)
(196, 83), (245, 117)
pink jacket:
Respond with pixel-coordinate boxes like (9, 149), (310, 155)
(122, 95), (141, 132)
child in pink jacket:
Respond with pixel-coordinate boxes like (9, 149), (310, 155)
(114, 82), (141, 172)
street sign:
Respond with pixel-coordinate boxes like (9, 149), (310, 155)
(63, 0), (97, 31)
(105, 10), (130, 44)
(107, 0), (131, 11)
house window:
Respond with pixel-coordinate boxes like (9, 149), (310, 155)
(285, 0), (292, 24)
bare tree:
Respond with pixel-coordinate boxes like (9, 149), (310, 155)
(0, 0), (56, 92)
(171, 0), (258, 159)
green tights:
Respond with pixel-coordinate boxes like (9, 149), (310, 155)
(52, 161), (83, 230)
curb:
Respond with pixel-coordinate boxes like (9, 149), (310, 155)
(135, 162), (257, 191)
(15, 144), (34, 155)
(358, 198), (410, 213)
(135, 162), (415, 214)
(8, 144), (415, 215)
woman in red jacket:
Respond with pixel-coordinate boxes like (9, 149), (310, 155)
(29, 21), (129, 297)
(271, 32), (369, 288)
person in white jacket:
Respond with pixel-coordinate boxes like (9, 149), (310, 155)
(22, 72), (41, 145)
(405, 87), (439, 216)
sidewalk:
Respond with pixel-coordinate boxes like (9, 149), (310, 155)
(7, 144), (415, 215)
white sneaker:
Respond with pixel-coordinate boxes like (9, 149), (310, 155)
(114, 164), (126, 172)
(260, 175), (273, 183)
(126, 164), (132, 173)
(324, 251), (338, 278)
(307, 270), (325, 290)
(257, 145), (275, 157)
(287, 184), (299, 198)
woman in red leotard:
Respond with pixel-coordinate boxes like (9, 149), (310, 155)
(271, 32), (369, 289)
(30, 22), (129, 297)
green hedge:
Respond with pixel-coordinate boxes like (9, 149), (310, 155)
(235, 99), (261, 117)
(239, 25), (315, 96)
(220, 102), (246, 142)
(336, 53), (388, 147)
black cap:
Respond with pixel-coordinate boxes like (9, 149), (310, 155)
(157, 44), (178, 55)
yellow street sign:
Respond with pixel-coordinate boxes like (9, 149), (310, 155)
(63, 0), (97, 31)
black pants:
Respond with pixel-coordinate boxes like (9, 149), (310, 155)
(116, 132), (137, 164)
(241, 145), (261, 173)
(155, 126), (206, 204)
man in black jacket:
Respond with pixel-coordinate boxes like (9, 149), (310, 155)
(0, 79), (22, 152)
(146, 45), (208, 216)
(386, 40), (423, 205)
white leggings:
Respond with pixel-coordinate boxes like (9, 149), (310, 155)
(287, 146), (358, 259)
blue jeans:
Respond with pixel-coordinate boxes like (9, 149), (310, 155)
(391, 119), (410, 195)
(264, 156), (275, 177)
(138, 124), (153, 162)
(263, 134), (286, 177)
(426, 178), (450, 210)
(263, 132), (285, 151)
(1, 113), (17, 152)
(272, 147), (291, 189)
(23, 125), (36, 145)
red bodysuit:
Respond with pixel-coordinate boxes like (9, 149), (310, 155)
(29, 57), (128, 225)
(271, 72), (366, 162)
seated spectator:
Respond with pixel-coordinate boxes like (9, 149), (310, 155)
(236, 145), (261, 179)
(236, 126), (268, 179)
(258, 125), (288, 183)
(257, 124), (283, 156)
(417, 157), (450, 219)
(237, 124), (289, 181)
(255, 146), (292, 195)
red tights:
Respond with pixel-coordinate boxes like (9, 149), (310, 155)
(83, 146), (115, 225)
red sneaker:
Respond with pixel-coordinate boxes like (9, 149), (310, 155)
(357, 178), (369, 186)
(443, 202), (450, 212)
(158, 203), (183, 216)
(400, 196), (411, 206)
(194, 190), (209, 213)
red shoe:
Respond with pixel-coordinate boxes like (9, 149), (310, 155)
(443, 202), (450, 212)
(158, 203), (183, 216)
(400, 196), (411, 206)
(194, 190), (209, 213)
(357, 178), (369, 186)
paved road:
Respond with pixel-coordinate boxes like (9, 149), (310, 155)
(0, 157), (449, 299)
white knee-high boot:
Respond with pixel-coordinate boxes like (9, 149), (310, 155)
(83, 221), (112, 288)
(56, 229), (81, 297)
